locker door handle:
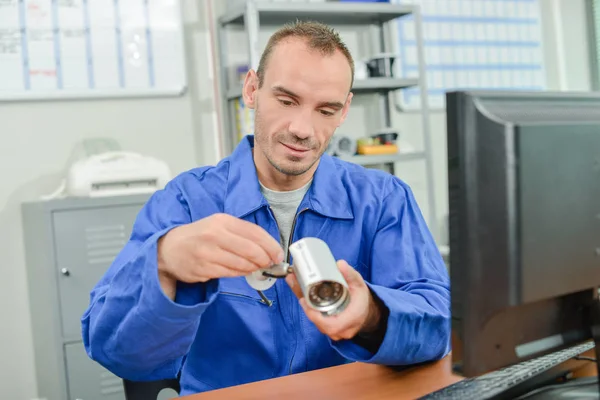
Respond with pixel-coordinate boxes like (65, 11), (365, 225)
(60, 268), (70, 276)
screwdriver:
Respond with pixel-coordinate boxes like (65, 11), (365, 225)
(255, 262), (292, 306)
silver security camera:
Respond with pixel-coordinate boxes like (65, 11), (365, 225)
(245, 237), (350, 316)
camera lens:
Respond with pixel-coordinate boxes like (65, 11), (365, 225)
(318, 283), (335, 300)
(310, 281), (342, 306)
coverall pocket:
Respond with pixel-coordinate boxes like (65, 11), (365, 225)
(184, 277), (280, 389)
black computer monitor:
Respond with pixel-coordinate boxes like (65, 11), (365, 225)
(446, 90), (600, 382)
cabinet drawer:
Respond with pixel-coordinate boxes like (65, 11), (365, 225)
(53, 204), (142, 339)
(65, 342), (125, 400)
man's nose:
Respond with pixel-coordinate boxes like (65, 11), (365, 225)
(288, 108), (315, 140)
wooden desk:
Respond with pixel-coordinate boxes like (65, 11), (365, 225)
(181, 355), (463, 400)
(180, 347), (597, 400)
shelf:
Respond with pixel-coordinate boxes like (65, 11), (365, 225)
(336, 151), (426, 166)
(226, 77), (418, 100)
(438, 245), (450, 257)
(353, 77), (419, 91)
(220, 2), (414, 26)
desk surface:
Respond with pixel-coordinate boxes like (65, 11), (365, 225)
(181, 355), (463, 400)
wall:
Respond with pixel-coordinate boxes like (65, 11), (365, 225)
(541, 0), (592, 91)
(0, 0), (593, 399)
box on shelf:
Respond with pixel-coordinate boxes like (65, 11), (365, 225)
(234, 97), (255, 144)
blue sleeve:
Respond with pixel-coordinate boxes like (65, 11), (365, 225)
(331, 177), (451, 365)
(81, 176), (220, 381)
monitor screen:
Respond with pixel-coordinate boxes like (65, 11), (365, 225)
(446, 90), (600, 377)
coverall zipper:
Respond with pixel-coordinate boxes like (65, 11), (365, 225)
(286, 208), (308, 374)
(265, 205), (308, 375)
(219, 291), (273, 306)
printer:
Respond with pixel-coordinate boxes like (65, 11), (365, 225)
(65, 151), (172, 198)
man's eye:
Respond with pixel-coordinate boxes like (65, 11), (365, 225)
(279, 100), (293, 106)
(320, 110), (334, 116)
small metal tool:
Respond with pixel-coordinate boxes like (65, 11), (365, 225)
(246, 263), (293, 307)
(256, 290), (273, 306)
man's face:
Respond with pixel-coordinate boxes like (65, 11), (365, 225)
(243, 38), (353, 176)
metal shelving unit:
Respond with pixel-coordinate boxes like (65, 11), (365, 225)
(217, 0), (437, 234)
(226, 77), (419, 100)
(220, 1), (413, 25)
(338, 150), (426, 166)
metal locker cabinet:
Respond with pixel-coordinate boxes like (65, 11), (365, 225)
(22, 194), (150, 400)
(65, 342), (125, 400)
(53, 205), (142, 340)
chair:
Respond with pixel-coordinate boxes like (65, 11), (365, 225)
(123, 378), (181, 400)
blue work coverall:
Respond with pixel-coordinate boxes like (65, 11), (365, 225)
(82, 135), (451, 395)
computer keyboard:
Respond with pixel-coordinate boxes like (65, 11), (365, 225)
(419, 341), (595, 400)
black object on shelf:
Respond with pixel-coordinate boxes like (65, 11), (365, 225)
(366, 53), (396, 77)
(371, 129), (399, 144)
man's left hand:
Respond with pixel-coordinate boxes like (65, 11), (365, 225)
(285, 260), (382, 341)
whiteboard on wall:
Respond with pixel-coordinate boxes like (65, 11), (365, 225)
(0, 0), (186, 101)
(394, 0), (546, 109)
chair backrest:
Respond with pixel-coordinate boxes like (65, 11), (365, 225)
(123, 378), (180, 400)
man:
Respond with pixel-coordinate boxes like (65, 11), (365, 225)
(82, 21), (450, 395)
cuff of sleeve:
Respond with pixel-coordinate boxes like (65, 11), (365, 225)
(139, 227), (220, 322)
(329, 282), (391, 363)
(331, 282), (451, 366)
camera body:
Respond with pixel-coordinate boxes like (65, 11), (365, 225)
(288, 238), (350, 316)
(245, 237), (350, 316)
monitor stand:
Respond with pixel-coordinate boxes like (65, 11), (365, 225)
(519, 298), (600, 399)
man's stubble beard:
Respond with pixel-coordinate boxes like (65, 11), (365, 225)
(254, 103), (326, 177)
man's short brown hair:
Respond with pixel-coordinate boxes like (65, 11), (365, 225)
(256, 20), (355, 90)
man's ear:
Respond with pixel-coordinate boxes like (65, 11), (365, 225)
(242, 69), (259, 109)
(338, 92), (354, 126)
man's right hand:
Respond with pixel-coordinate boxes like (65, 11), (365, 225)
(156, 213), (284, 300)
